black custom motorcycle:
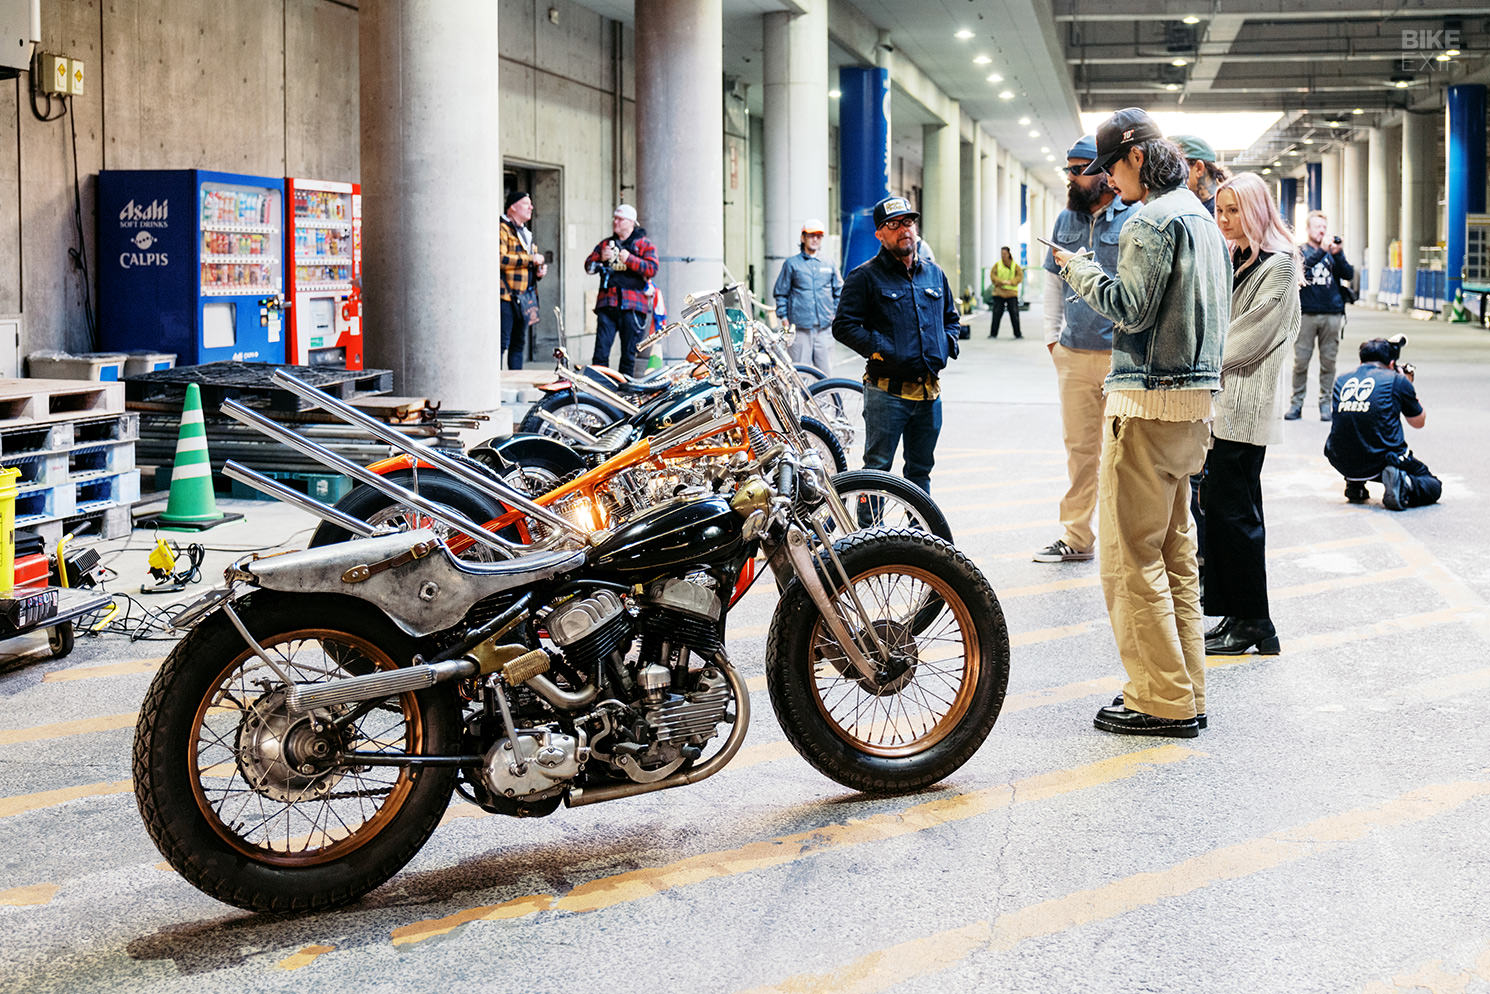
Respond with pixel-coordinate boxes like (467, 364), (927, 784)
(132, 438), (1009, 913)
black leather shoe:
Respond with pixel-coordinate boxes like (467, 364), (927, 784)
(1205, 617), (1279, 655)
(1204, 617), (1235, 640)
(1344, 481), (1369, 504)
(1095, 704), (1199, 738)
(1112, 694), (1206, 729)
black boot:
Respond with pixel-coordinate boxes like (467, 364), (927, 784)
(1206, 617), (1279, 655)
(1204, 616), (1236, 640)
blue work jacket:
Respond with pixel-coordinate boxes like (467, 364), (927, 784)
(773, 251), (842, 329)
(833, 247), (961, 382)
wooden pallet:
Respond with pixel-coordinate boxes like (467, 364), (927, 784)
(0, 380), (124, 428)
(125, 361), (393, 413)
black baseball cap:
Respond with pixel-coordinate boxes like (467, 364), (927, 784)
(873, 196), (920, 227)
(1084, 107), (1163, 175)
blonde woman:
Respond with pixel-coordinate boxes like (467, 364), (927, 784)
(1203, 172), (1301, 655)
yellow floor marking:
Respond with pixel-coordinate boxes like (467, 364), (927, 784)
(1003, 676), (1122, 714)
(276, 944), (336, 971)
(738, 778), (1490, 994)
(1397, 665), (1490, 705)
(1001, 575), (1101, 599)
(1010, 619), (1104, 648)
(934, 475), (1068, 495)
(0, 779), (133, 819)
(0, 713), (138, 747)
(0, 883), (58, 907)
(933, 460), (1062, 478)
(1360, 939), (1490, 993)
(42, 657), (164, 683)
(388, 745), (1198, 947)
(954, 518), (1061, 538)
(1371, 515), (1490, 639)
(941, 495), (1053, 513)
(745, 674), (766, 693)
(937, 447), (1063, 458)
(1270, 564), (1416, 599)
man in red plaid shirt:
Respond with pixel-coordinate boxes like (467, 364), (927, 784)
(500, 190), (547, 370)
(583, 204), (659, 375)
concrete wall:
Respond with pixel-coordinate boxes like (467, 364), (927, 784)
(0, 0), (359, 366)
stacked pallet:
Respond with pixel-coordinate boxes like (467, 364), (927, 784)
(0, 379), (139, 543)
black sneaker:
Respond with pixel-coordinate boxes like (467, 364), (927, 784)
(1033, 539), (1094, 563)
(1319, 407), (1332, 422)
(1344, 481), (1369, 504)
(1381, 465), (1410, 511)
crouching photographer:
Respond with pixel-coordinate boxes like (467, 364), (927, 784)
(1324, 335), (1442, 510)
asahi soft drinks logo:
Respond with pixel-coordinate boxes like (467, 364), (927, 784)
(119, 198), (169, 267)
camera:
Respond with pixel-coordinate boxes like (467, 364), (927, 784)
(1386, 334), (1415, 378)
(605, 238), (628, 271)
(1332, 235), (1342, 245)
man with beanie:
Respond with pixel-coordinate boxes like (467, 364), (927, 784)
(1172, 135), (1227, 215)
(773, 219), (842, 372)
(1052, 108), (1231, 740)
(499, 190), (547, 370)
(1035, 133), (1138, 564)
(584, 204), (660, 375)
(833, 196), (961, 495)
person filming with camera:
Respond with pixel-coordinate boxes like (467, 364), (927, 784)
(1324, 336), (1441, 510)
(1287, 210), (1355, 421)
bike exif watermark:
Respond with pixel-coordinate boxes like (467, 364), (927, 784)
(1400, 29), (1461, 72)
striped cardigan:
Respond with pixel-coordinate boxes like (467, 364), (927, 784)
(1213, 250), (1301, 446)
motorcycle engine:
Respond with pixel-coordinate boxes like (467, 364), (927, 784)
(483, 729), (585, 801)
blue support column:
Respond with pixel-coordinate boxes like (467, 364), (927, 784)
(1279, 177), (1298, 220)
(1306, 162), (1323, 212)
(1446, 84), (1487, 301)
(838, 66), (890, 273)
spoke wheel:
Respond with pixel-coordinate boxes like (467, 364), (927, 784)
(518, 393), (624, 440)
(766, 529), (1009, 794)
(309, 468), (513, 561)
(823, 469), (953, 544)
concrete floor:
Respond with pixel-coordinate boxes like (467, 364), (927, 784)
(2, 298), (1489, 993)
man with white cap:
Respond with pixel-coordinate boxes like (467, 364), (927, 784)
(772, 219), (842, 372)
(584, 204), (659, 375)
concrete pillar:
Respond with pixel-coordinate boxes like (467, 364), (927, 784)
(762, 0), (828, 307)
(1343, 142), (1368, 284)
(1321, 150), (1342, 234)
(922, 115), (960, 292)
(959, 136), (979, 298)
(1445, 84), (1487, 301)
(1366, 128), (1389, 306)
(838, 66), (891, 272)
(1400, 111), (1429, 313)
(979, 139), (999, 294)
(637, 0), (724, 354)
(360, 0), (501, 408)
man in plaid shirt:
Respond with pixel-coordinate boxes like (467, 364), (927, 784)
(583, 204), (659, 375)
(500, 190), (547, 370)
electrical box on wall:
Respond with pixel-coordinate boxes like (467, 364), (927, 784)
(69, 56), (82, 95)
(0, 0), (41, 76)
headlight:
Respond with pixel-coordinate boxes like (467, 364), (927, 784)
(740, 508), (768, 542)
(729, 477), (772, 516)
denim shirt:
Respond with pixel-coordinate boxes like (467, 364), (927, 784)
(833, 247), (961, 381)
(773, 251), (842, 329)
(1061, 186), (1229, 392)
(1042, 197), (1138, 351)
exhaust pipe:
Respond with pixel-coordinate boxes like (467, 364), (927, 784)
(288, 657), (479, 713)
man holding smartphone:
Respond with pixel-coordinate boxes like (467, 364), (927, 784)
(1287, 210), (1355, 422)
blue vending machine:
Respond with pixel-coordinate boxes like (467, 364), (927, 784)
(98, 169), (286, 365)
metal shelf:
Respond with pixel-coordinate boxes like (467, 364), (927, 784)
(202, 254), (279, 264)
(296, 218), (352, 229)
(200, 221), (278, 234)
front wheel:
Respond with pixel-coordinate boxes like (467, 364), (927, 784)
(131, 592), (460, 913)
(825, 469), (953, 544)
(518, 391), (625, 440)
(799, 415), (848, 474)
(766, 529), (1008, 794)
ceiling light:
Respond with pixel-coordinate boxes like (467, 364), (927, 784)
(1262, 168), (1272, 175)
(973, 54), (992, 65)
(828, 89), (841, 99)
(1000, 90), (1016, 100)
(1040, 146), (1050, 153)
(1287, 150), (1300, 156)
(1325, 120), (1342, 127)
(1435, 53), (1452, 62)
(1444, 48), (1461, 57)
(1352, 108), (1364, 115)
(1164, 83), (1181, 91)
(1303, 137), (1314, 144)
(986, 73), (1004, 83)
(1045, 155), (1056, 162)
(1018, 116), (1031, 126)
(1182, 15), (1200, 24)
(1171, 58), (1189, 67)
(1394, 79), (1411, 89)
(1272, 161), (1282, 167)
(1028, 129), (1039, 137)
(955, 29), (974, 40)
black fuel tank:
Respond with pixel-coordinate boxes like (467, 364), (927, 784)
(636, 381), (719, 436)
(588, 494), (743, 580)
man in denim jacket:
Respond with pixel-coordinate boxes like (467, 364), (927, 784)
(1053, 109), (1230, 739)
(773, 219), (842, 373)
(832, 196), (961, 494)
(1036, 134), (1138, 565)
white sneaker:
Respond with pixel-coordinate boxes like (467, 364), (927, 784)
(1033, 539), (1094, 563)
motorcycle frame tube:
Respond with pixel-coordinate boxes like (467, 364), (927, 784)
(780, 527), (885, 680)
(267, 369), (584, 541)
(534, 408), (603, 445)
(221, 461), (383, 538)
(565, 651), (751, 807)
(220, 399), (525, 556)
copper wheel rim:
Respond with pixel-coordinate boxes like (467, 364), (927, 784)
(187, 629), (424, 867)
(808, 565), (979, 758)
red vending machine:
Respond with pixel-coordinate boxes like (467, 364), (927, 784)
(285, 178), (363, 368)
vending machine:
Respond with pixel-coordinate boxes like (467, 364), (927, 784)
(285, 178), (363, 368)
(97, 169), (286, 365)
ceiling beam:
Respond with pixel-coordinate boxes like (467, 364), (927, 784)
(1053, 1), (1485, 21)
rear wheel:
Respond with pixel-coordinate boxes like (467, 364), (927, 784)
(132, 592), (459, 913)
(766, 530), (1008, 794)
(799, 416), (848, 475)
(309, 469), (513, 560)
(807, 378), (866, 458)
(825, 469), (952, 544)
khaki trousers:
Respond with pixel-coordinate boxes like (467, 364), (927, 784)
(1053, 344), (1111, 552)
(1098, 415), (1210, 720)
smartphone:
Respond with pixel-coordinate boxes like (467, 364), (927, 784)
(1035, 236), (1062, 252)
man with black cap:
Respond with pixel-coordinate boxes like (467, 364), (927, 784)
(584, 204), (660, 375)
(1035, 133), (1138, 565)
(500, 190), (548, 370)
(1051, 108), (1230, 740)
(832, 196), (961, 495)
